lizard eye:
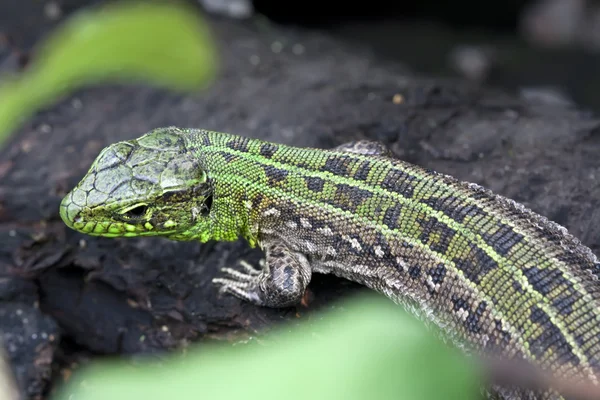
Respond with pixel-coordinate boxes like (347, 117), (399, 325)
(123, 205), (148, 219)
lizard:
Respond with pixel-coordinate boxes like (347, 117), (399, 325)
(59, 127), (600, 399)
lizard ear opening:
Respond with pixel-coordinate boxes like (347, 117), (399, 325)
(201, 195), (213, 217)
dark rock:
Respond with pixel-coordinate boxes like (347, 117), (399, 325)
(0, 303), (59, 400)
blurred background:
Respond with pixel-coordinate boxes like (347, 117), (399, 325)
(2, 0), (600, 111)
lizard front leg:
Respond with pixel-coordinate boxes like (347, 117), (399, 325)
(212, 238), (312, 308)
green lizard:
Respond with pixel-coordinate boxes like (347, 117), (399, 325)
(60, 127), (600, 399)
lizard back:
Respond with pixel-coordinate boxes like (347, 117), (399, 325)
(193, 129), (600, 385)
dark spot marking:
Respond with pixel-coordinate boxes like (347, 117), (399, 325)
(452, 203), (487, 222)
(305, 176), (325, 192)
(522, 267), (577, 298)
(331, 235), (345, 253)
(420, 196), (488, 223)
(494, 319), (512, 348)
(259, 143), (278, 158)
(430, 264), (446, 284)
(217, 151), (237, 163)
(226, 137), (250, 152)
(263, 165), (289, 185)
(326, 183), (373, 213)
(408, 266), (421, 279)
(320, 155), (352, 177)
(454, 244), (499, 284)
(251, 192), (264, 210)
(465, 301), (486, 334)
(295, 161), (313, 170)
(382, 204), (403, 230)
(481, 223), (525, 256)
(552, 294), (576, 316)
(512, 280), (525, 293)
(427, 263), (446, 295)
(201, 134), (211, 146)
(418, 216), (456, 255)
(354, 160), (372, 181)
(529, 305), (580, 366)
(380, 169), (416, 197)
(452, 295), (469, 312)
(288, 212), (304, 227)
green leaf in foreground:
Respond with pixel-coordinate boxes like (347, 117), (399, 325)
(52, 295), (481, 400)
(0, 0), (218, 144)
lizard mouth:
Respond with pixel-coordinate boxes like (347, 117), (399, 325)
(59, 191), (105, 234)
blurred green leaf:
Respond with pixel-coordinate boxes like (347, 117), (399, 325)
(0, 0), (218, 145)
(52, 295), (481, 400)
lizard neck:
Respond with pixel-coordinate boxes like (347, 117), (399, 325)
(166, 192), (257, 245)
(183, 129), (262, 246)
(209, 185), (261, 247)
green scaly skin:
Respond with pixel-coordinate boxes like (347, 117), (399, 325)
(60, 127), (600, 399)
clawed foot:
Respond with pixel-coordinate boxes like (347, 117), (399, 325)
(212, 239), (312, 308)
(212, 259), (267, 305)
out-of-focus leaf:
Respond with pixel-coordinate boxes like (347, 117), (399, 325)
(51, 294), (481, 400)
(0, 1), (218, 145)
(0, 343), (19, 400)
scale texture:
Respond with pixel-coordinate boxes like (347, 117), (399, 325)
(59, 127), (600, 399)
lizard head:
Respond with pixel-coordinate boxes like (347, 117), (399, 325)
(59, 127), (213, 239)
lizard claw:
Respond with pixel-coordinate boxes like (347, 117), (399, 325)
(213, 240), (310, 308)
(212, 259), (265, 304)
(212, 277), (263, 304)
(238, 259), (263, 276)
